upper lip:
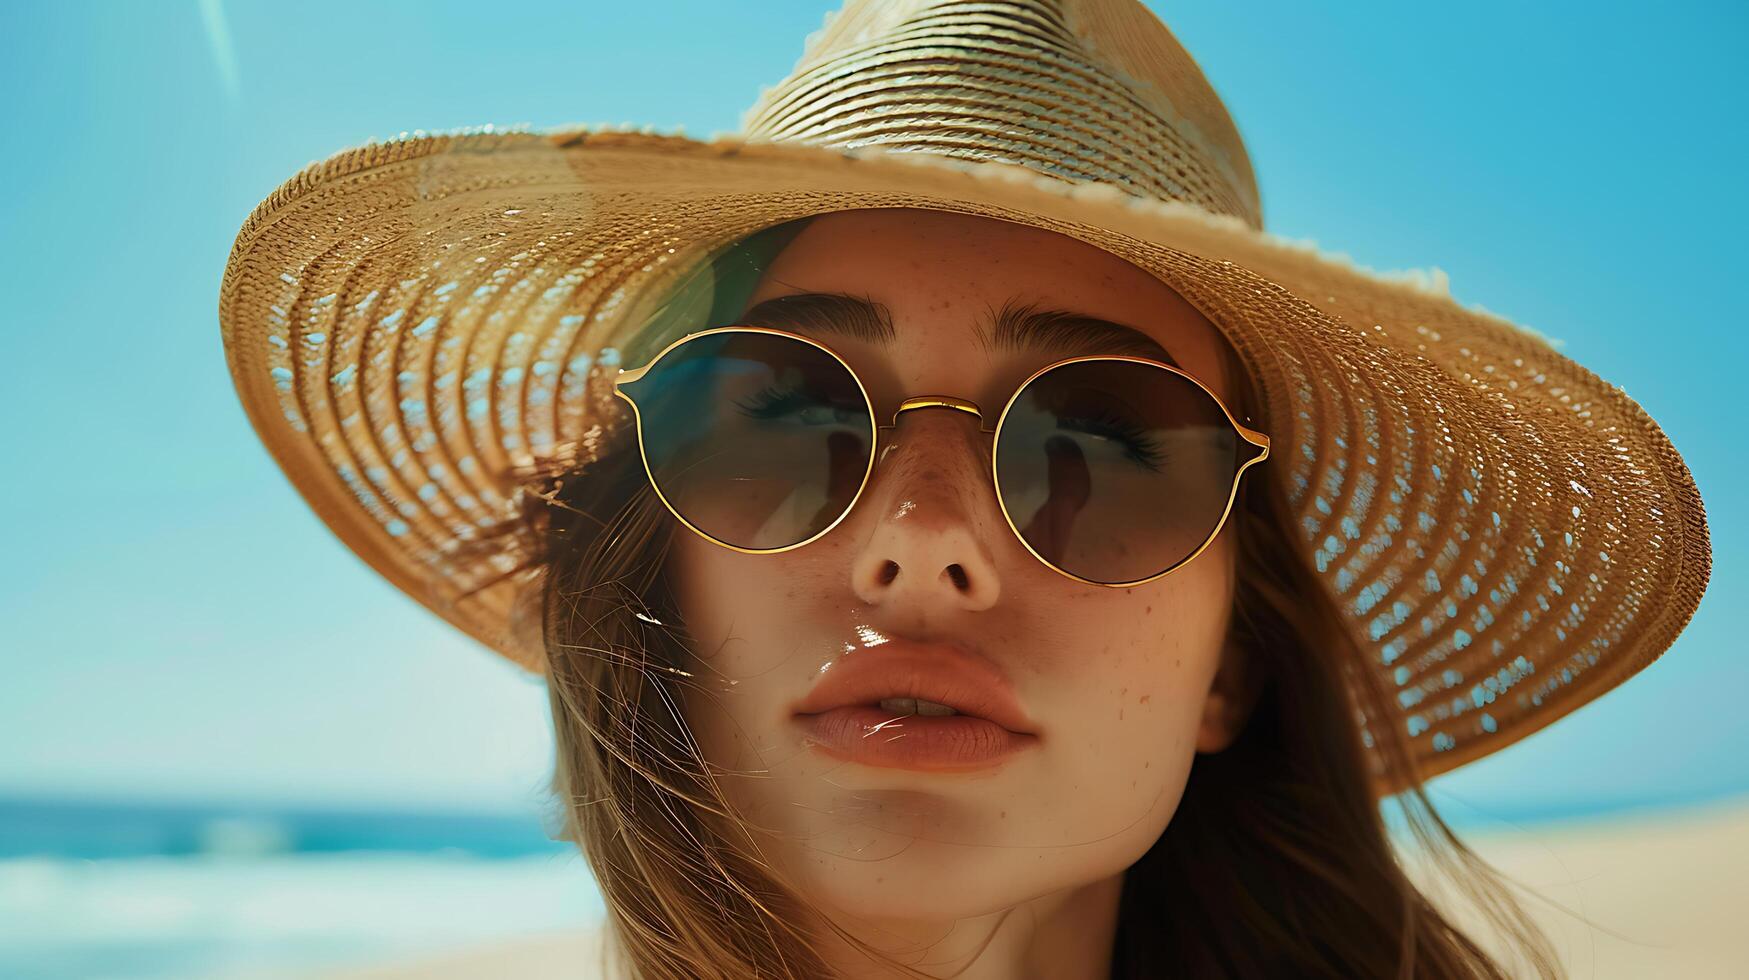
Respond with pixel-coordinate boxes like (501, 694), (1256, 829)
(791, 639), (1038, 736)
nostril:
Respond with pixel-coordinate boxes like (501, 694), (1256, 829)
(946, 564), (969, 590)
(878, 560), (900, 585)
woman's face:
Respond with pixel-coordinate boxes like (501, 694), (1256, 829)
(668, 207), (1258, 932)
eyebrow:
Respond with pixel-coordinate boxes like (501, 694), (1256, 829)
(735, 292), (1180, 366)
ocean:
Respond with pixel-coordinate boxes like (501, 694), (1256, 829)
(5, 789), (1739, 979)
(0, 797), (605, 980)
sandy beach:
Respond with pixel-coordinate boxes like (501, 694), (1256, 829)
(1397, 798), (1747, 978)
(328, 798), (1748, 979)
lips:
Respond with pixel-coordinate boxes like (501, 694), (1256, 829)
(795, 706), (1033, 772)
(790, 639), (1039, 736)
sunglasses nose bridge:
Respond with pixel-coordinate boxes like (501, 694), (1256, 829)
(879, 394), (991, 430)
(873, 394), (996, 464)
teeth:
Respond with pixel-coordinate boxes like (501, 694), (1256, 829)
(878, 697), (959, 717)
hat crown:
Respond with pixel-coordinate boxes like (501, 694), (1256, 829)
(741, 0), (1262, 228)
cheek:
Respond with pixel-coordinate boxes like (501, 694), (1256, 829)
(665, 532), (825, 776)
(671, 532), (777, 638)
(668, 532), (779, 681)
(667, 537), (761, 778)
(668, 529), (843, 661)
(1053, 541), (1236, 784)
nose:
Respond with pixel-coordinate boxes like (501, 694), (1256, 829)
(848, 405), (1003, 611)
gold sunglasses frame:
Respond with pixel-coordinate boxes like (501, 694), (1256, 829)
(613, 325), (1270, 588)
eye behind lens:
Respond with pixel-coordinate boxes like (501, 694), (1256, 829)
(994, 357), (1249, 585)
(628, 328), (874, 553)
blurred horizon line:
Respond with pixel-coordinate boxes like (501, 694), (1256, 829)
(4, 785), (1746, 862)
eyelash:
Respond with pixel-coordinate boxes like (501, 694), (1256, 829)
(733, 386), (861, 424)
(1055, 408), (1167, 472)
(735, 386), (799, 417)
(737, 385), (1166, 472)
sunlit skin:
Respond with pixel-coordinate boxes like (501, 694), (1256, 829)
(667, 208), (1264, 980)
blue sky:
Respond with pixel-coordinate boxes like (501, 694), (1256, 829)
(1, 1), (1743, 824)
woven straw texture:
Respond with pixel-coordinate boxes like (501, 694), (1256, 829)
(218, 0), (1709, 795)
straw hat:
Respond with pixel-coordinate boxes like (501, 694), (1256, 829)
(218, 0), (1710, 793)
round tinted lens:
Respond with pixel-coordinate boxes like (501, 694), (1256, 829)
(621, 331), (874, 551)
(994, 360), (1243, 584)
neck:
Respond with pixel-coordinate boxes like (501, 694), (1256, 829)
(811, 871), (1125, 980)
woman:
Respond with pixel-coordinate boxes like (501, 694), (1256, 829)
(218, 1), (1710, 977)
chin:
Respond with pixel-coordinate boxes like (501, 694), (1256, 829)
(785, 849), (1045, 923)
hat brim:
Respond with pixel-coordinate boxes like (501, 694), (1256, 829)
(219, 125), (1710, 795)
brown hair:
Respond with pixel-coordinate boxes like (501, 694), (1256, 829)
(477, 217), (1573, 978)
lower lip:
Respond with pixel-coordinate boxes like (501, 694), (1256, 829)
(795, 706), (1037, 772)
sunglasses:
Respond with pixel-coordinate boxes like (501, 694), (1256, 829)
(612, 326), (1270, 587)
